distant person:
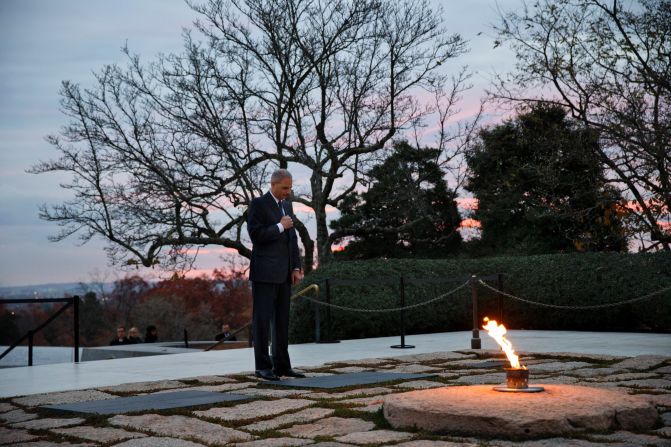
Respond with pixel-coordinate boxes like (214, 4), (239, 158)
(144, 325), (158, 343)
(127, 327), (142, 344)
(215, 323), (237, 342)
(110, 326), (129, 345)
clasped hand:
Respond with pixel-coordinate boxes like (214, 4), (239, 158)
(280, 215), (294, 229)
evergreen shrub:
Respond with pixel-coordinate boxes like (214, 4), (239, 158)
(289, 252), (671, 343)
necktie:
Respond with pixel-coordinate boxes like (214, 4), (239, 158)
(278, 200), (284, 216)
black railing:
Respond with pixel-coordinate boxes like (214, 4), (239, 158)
(0, 296), (80, 366)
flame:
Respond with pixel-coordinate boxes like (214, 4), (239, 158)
(483, 317), (525, 369)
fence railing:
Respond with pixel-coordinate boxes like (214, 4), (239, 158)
(0, 296), (80, 366)
(298, 274), (504, 349)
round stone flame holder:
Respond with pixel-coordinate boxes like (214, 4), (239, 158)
(492, 367), (544, 393)
(383, 384), (658, 438)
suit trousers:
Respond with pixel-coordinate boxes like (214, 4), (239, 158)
(252, 280), (292, 372)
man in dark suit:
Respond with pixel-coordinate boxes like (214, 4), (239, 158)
(247, 169), (306, 381)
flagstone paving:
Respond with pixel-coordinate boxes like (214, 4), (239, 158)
(1, 351), (670, 446)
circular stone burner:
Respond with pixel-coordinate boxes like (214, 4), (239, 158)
(383, 385), (658, 438)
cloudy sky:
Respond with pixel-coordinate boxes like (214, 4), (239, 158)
(0, 0), (517, 287)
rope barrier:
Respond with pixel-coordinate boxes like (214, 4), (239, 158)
(297, 280), (470, 313)
(478, 279), (671, 310)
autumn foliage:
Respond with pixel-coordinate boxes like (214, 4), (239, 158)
(1, 271), (252, 347)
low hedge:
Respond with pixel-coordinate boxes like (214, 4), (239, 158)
(289, 252), (671, 343)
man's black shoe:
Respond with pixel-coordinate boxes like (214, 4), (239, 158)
(255, 369), (280, 381)
(274, 368), (306, 378)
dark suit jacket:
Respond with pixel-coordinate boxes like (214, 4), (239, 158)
(248, 192), (301, 283)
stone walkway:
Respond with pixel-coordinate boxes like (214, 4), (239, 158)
(1, 350), (670, 447)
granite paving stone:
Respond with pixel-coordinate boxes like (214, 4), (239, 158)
(304, 387), (392, 400)
(654, 427), (671, 437)
(521, 352), (624, 362)
(0, 404), (15, 413)
(5, 442), (97, 447)
(12, 390), (116, 406)
(309, 443), (356, 447)
(612, 355), (668, 371)
(53, 426), (148, 443)
(523, 361), (593, 373)
(583, 372), (659, 382)
(339, 357), (397, 366)
(395, 441), (478, 447)
(617, 378), (671, 389)
(11, 417), (84, 430)
(382, 364), (441, 374)
(0, 427), (38, 445)
(150, 382), (254, 394)
(280, 416), (375, 438)
(194, 398), (313, 422)
(661, 411), (671, 425)
(395, 380), (444, 389)
(645, 394), (671, 407)
(100, 380), (187, 393)
(109, 414), (253, 444)
(454, 373), (506, 385)
(531, 376), (580, 384)
(329, 366), (372, 373)
(492, 439), (631, 447)
(231, 437), (314, 447)
(392, 352), (475, 362)
(111, 437), (206, 447)
(235, 388), (309, 398)
(334, 429), (414, 444)
(589, 430), (671, 446)
(438, 369), (495, 375)
(241, 407), (334, 431)
(357, 403), (384, 413)
(339, 396), (386, 407)
(568, 367), (625, 377)
(180, 375), (237, 384)
(0, 409), (37, 423)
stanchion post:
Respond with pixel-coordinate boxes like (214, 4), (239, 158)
(497, 273), (504, 324)
(28, 330), (34, 366)
(470, 275), (481, 349)
(73, 295), (80, 363)
(184, 329), (189, 348)
(317, 279), (340, 343)
(391, 276), (415, 349)
(314, 299), (321, 343)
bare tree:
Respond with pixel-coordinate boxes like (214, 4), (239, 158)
(492, 0), (671, 251)
(32, 0), (469, 272)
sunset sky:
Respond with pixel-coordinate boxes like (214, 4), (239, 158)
(0, 0), (518, 287)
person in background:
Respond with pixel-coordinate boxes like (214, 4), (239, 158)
(127, 327), (142, 344)
(144, 325), (158, 343)
(215, 323), (237, 341)
(110, 326), (129, 345)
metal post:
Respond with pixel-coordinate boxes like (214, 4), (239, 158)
(470, 275), (481, 349)
(73, 295), (80, 363)
(497, 273), (504, 324)
(391, 276), (415, 349)
(317, 279), (339, 343)
(314, 300), (321, 343)
(28, 330), (34, 366)
(184, 329), (189, 348)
